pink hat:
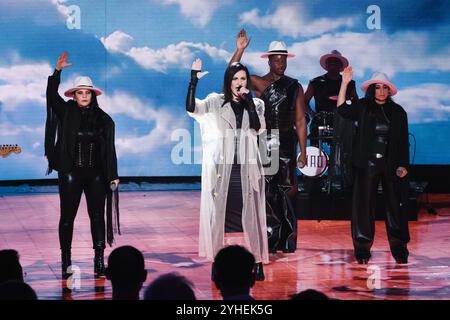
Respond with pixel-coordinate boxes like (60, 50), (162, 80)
(319, 50), (349, 71)
(64, 76), (103, 97)
(361, 72), (398, 96)
(261, 41), (295, 58)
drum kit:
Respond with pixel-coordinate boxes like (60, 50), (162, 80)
(297, 111), (338, 193)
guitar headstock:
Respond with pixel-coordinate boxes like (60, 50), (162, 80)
(0, 144), (22, 158)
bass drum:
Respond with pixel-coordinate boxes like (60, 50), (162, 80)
(297, 146), (329, 177)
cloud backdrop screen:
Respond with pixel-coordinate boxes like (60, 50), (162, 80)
(0, 0), (449, 180)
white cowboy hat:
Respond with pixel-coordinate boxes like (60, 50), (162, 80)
(64, 76), (103, 97)
(319, 50), (349, 71)
(261, 41), (295, 58)
(361, 72), (398, 96)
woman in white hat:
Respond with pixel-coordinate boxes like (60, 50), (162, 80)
(186, 58), (268, 280)
(45, 52), (120, 280)
(337, 67), (410, 264)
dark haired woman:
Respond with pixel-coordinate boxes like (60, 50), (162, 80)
(45, 52), (120, 279)
(337, 67), (410, 264)
(186, 59), (268, 280)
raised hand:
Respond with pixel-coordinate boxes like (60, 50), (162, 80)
(191, 58), (209, 79)
(56, 52), (73, 71)
(236, 29), (251, 51)
(342, 66), (353, 84)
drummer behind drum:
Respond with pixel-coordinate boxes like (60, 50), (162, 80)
(304, 50), (358, 189)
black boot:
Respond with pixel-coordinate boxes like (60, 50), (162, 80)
(254, 263), (265, 281)
(94, 248), (105, 278)
(61, 249), (72, 280)
(355, 252), (371, 264)
(392, 247), (409, 264)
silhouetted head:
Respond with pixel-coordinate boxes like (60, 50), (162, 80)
(290, 289), (329, 300)
(0, 249), (23, 284)
(105, 246), (147, 299)
(212, 245), (255, 296)
(144, 272), (196, 300)
(0, 281), (37, 300)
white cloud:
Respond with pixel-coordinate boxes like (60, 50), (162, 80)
(101, 31), (231, 73)
(126, 41), (230, 72)
(0, 62), (52, 110)
(241, 31), (450, 82)
(396, 83), (450, 124)
(100, 31), (134, 53)
(0, 124), (44, 136)
(162, 0), (230, 27)
(98, 91), (188, 157)
(240, 5), (357, 38)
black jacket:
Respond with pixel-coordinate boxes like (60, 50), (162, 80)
(337, 97), (409, 178)
(45, 70), (118, 183)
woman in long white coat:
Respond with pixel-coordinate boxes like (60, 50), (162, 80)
(186, 59), (269, 280)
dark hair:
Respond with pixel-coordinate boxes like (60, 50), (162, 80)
(365, 83), (393, 105)
(106, 246), (146, 289)
(144, 273), (196, 300)
(0, 249), (23, 284)
(213, 245), (255, 291)
(222, 63), (252, 106)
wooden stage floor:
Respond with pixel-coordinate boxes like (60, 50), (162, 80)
(1, 191), (450, 300)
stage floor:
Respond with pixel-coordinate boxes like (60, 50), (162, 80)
(1, 191), (450, 300)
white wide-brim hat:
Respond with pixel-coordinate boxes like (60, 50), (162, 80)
(319, 50), (349, 71)
(361, 72), (398, 96)
(64, 76), (103, 97)
(261, 41), (295, 58)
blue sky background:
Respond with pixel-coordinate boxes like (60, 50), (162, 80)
(0, 0), (449, 180)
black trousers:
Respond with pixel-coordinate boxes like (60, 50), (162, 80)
(58, 169), (106, 251)
(352, 163), (410, 258)
(266, 155), (298, 253)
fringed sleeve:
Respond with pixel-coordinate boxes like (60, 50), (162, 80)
(106, 188), (120, 247)
(45, 69), (66, 174)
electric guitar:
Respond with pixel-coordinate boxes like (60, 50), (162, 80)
(0, 144), (22, 158)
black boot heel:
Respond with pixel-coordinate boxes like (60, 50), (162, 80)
(61, 250), (72, 280)
(254, 262), (265, 281)
(94, 249), (105, 278)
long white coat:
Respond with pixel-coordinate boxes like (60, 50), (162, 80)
(188, 93), (269, 264)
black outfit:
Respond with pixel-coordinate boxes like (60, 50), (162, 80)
(45, 69), (120, 277)
(338, 98), (410, 263)
(309, 74), (357, 188)
(260, 76), (299, 253)
(186, 71), (261, 234)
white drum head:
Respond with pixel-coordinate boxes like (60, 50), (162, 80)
(297, 146), (328, 177)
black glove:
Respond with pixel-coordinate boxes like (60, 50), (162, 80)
(186, 70), (200, 112)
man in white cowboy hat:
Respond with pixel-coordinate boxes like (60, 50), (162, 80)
(229, 29), (307, 253)
(304, 50), (358, 191)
